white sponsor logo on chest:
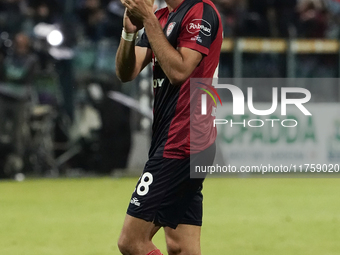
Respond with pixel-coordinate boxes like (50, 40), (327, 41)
(153, 78), (165, 88)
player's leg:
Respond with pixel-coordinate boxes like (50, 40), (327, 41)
(161, 184), (204, 255)
(161, 143), (216, 255)
(118, 214), (162, 255)
(164, 224), (201, 255)
(118, 153), (167, 255)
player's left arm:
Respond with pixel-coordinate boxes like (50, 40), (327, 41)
(122, 0), (203, 86)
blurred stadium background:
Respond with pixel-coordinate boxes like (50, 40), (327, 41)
(1, 0), (340, 254)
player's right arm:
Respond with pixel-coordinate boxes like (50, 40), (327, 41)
(116, 9), (152, 82)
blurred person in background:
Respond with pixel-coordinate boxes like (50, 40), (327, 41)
(77, 0), (107, 41)
(297, 0), (328, 38)
(295, 0), (337, 77)
(26, 0), (62, 25)
(243, 0), (298, 38)
(0, 32), (38, 175)
(1, 33), (38, 85)
(319, 0), (340, 38)
(271, 0), (298, 37)
(213, 0), (246, 37)
(241, 0), (272, 37)
(105, 0), (124, 41)
(214, 0), (293, 38)
(214, 0), (272, 37)
(0, 0), (27, 35)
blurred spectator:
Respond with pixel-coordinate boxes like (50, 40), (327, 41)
(0, 33), (38, 174)
(295, 1), (336, 78)
(297, 0), (328, 37)
(27, 0), (62, 25)
(243, 0), (272, 37)
(214, 0), (297, 38)
(0, 0), (27, 35)
(1, 33), (38, 85)
(213, 0), (246, 37)
(105, 0), (124, 41)
(101, 0), (112, 7)
(323, 0), (340, 38)
(324, 0), (340, 15)
(271, 0), (298, 37)
(77, 0), (107, 41)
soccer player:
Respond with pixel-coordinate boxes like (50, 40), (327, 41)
(115, 0), (222, 253)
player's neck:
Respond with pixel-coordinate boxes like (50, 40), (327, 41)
(165, 0), (184, 12)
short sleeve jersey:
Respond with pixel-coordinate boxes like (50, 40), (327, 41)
(137, 0), (222, 159)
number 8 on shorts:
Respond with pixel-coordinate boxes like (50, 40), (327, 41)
(137, 172), (153, 196)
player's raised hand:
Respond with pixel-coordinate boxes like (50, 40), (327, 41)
(122, 8), (143, 33)
(122, 0), (156, 22)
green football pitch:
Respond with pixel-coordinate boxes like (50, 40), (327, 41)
(1, 177), (339, 255)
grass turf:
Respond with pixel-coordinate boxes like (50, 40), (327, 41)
(0, 177), (339, 254)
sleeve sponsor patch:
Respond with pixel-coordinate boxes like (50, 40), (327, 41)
(186, 19), (211, 37)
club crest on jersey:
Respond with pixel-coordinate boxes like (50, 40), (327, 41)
(186, 19), (211, 36)
(166, 22), (176, 37)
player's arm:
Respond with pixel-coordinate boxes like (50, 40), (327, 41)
(116, 9), (153, 82)
(122, 0), (203, 86)
(144, 19), (203, 86)
(116, 41), (152, 82)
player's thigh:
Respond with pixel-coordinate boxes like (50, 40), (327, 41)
(119, 214), (161, 245)
(164, 224), (201, 255)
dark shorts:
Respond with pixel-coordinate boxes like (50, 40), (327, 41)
(127, 143), (216, 229)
